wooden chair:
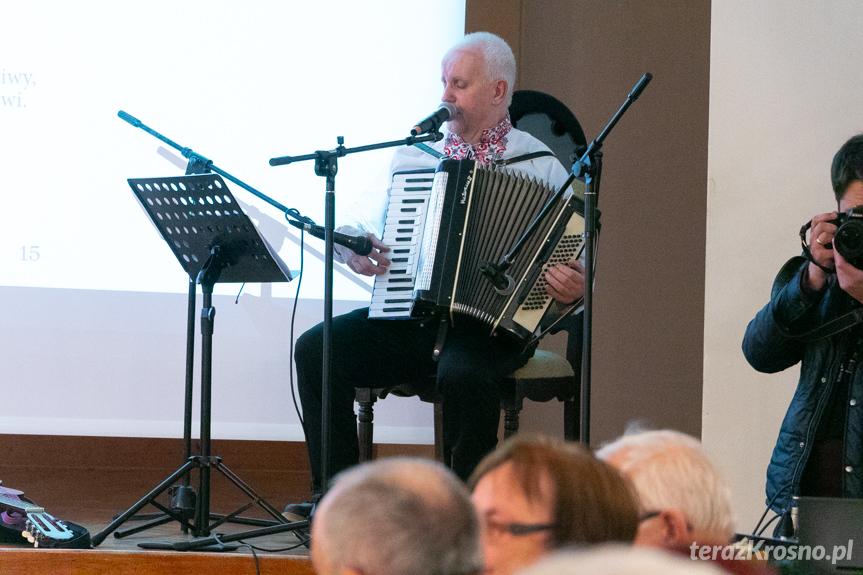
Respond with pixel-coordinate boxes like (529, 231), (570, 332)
(355, 312), (583, 465)
(356, 90), (588, 464)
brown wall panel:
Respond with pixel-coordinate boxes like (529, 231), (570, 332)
(467, 0), (711, 444)
(464, 0), (523, 74)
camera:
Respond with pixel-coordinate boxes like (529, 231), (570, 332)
(831, 206), (863, 269)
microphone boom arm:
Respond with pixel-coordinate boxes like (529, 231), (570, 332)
(268, 132), (444, 167)
(484, 72), (653, 290)
(117, 110), (314, 226)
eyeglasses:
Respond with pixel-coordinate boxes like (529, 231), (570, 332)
(639, 511), (662, 523)
(482, 518), (556, 537)
(639, 510), (693, 532)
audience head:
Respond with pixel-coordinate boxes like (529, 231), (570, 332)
(517, 545), (727, 575)
(468, 433), (640, 575)
(311, 457), (482, 575)
(595, 428), (736, 550)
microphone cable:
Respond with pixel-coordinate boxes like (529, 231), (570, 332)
(288, 228), (306, 428)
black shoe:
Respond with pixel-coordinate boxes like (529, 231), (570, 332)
(282, 502), (315, 523)
(282, 501), (315, 549)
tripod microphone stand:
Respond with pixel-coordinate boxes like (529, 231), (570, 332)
(572, 72), (652, 446)
(95, 111), (443, 551)
(90, 171), (297, 548)
(268, 131), (444, 499)
(163, 131), (445, 553)
(480, 73), (653, 448)
(91, 113), (308, 548)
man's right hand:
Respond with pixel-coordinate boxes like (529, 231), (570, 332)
(806, 210), (839, 292)
(337, 233), (391, 276)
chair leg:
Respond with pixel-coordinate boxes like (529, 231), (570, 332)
(433, 402), (450, 467)
(564, 398), (579, 443)
(356, 389), (376, 462)
(503, 408), (520, 439)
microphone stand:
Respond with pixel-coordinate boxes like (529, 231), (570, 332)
(117, 111), (313, 227)
(572, 73), (652, 446)
(112, 111), (443, 551)
(268, 130), (443, 500)
(106, 112), (315, 549)
(481, 73), (652, 447)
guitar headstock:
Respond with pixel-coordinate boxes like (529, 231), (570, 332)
(21, 512), (74, 547)
(0, 493), (74, 547)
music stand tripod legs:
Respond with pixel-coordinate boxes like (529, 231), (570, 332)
(91, 262), (287, 545)
(91, 173), (300, 547)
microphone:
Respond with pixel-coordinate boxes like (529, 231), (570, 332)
(117, 110), (142, 127)
(288, 220), (373, 256)
(480, 261), (515, 295)
(411, 102), (457, 136)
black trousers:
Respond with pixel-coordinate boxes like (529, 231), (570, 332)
(294, 307), (530, 492)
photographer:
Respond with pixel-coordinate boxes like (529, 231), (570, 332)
(743, 134), (863, 527)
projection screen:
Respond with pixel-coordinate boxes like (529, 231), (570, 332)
(0, 0), (467, 442)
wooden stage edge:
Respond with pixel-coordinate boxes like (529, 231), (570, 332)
(0, 548), (316, 575)
(0, 434), (435, 575)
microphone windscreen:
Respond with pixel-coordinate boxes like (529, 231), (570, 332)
(439, 102), (457, 120)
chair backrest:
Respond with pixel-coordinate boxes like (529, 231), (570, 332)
(509, 90), (587, 173)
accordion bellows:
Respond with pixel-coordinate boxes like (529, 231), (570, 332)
(370, 159), (585, 346)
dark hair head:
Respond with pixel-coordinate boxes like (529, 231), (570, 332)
(468, 433), (639, 548)
(832, 134), (863, 201)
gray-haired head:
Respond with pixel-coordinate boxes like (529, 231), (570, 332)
(518, 545), (727, 575)
(311, 457), (482, 575)
(443, 31), (516, 106)
(595, 429), (736, 543)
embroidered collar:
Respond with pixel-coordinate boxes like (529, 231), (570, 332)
(444, 114), (512, 164)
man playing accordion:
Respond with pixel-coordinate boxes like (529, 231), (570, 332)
(288, 32), (585, 516)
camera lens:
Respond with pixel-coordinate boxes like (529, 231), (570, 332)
(836, 221), (863, 259)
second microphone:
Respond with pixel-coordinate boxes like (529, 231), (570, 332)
(288, 220), (374, 256)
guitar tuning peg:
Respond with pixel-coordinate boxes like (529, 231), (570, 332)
(22, 530), (32, 538)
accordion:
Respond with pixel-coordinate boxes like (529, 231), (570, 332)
(369, 159), (586, 346)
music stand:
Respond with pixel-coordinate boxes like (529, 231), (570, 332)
(90, 173), (301, 546)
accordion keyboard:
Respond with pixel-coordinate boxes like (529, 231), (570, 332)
(368, 169), (435, 319)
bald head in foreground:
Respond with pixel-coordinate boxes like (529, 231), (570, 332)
(311, 458), (482, 575)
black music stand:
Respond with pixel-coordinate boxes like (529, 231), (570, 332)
(90, 173), (302, 547)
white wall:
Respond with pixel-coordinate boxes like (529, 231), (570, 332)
(703, 0), (863, 534)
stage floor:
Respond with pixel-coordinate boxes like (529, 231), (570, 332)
(0, 502), (314, 575)
(0, 435), (433, 573)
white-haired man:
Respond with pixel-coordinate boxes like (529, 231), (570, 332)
(289, 31), (585, 515)
(519, 545), (727, 575)
(310, 458), (482, 575)
(595, 429), (736, 550)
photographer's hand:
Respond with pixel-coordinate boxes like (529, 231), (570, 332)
(835, 251), (863, 303)
(806, 211), (839, 292)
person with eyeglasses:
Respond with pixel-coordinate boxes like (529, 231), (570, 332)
(596, 429), (776, 574)
(596, 429), (735, 550)
(467, 433), (639, 575)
